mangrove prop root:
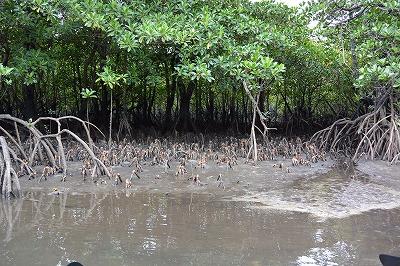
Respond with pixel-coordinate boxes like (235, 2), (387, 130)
(0, 136), (21, 198)
(0, 115), (111, 189)
(311, 93), (400, 163)
(243, 81), (277, 163)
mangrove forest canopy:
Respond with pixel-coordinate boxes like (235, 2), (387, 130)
(0, 0), (399, 161)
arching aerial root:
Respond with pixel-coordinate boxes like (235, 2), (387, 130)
(311, 94), (400, 164)
(0, 136), (21, 199)
(0, 115), (111, 197)
(242, 81), (277, 163)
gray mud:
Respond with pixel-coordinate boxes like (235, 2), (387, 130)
(19, 158), (334, 195)
(234, 167), (400, 219)
(19, 158), (400, 219)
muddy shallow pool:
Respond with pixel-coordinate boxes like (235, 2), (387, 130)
(2, 167), (400, 265)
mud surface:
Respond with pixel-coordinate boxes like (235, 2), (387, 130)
(19, 158), (334, 195)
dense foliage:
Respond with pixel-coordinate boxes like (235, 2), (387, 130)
(0, 0), (362, 136)
(308, 0), (400, 162)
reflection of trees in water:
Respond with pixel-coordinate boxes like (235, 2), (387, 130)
(0, 191), (111, 242)
(4, 192), (397, 265)
(82, 192), (109, 222)
(1, 197), (23, 242)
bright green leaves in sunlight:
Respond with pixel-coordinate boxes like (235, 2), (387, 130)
(309, 0), (400, 92)
(356, 61), (400, 89)
(80, 88), (98, 99)
(0, 64), (14, 77)
(0, 64), (14, 85)
(96, 66), (127, 90)
(83, 12), (106, 30)
(176, 62), (214, 83)
(216, 44), (286, 88)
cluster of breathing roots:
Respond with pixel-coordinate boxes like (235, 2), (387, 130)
(65, 135), (326, 185)
(0, 114), (328, 197)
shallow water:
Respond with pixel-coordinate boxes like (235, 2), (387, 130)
(2, 171), (400, 265)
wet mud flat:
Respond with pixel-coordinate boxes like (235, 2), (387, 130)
(18, 158), (334, 195)
(2, 159), (400, 265)
(18, 158), (400, 220)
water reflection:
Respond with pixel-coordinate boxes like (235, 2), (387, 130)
(0, 191), (399, 265)
(1, 197), (23, 242)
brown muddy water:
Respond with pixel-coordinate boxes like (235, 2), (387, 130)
(2, 167), (400, 265)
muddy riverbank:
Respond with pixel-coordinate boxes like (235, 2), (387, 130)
(18, 158), (400, 220)
(20, 158), (334, 195)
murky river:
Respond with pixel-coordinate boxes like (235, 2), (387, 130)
(1, 170), (400, 265)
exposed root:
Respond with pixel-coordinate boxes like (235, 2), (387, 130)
(0, 136), (21, 198)
(0, 115), (111, 191)
(243, 81), (277, 163)
(311, 92), (400, 163)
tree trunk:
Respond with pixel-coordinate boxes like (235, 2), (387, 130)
(207, 88), (214, 125)
(195, 82), (202, 124)
(108, 89), (113, 147)
(164, 79), (176, 130)
(164, 59), (175, 130)
(177, 80), (196, 131)
(22, 83), (36, 119)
